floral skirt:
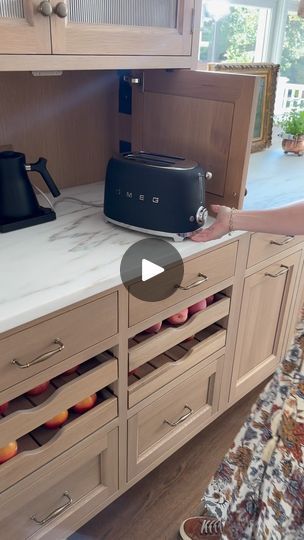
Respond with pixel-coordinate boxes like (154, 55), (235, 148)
(202, 318), (304, 540)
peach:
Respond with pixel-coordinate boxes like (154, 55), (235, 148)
(167, 308), (189, 325)
(188, 299), (207, 316)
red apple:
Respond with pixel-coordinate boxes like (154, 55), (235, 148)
(63, 365), (80, 375)
(206, 295), (215, 306)
(167, 308), (189, 325)
(72, 394), (97, 414)
(0, 441), (18, 464)
(26, 381), (49, 396)
(0, 402), (9, 415)
(144, 322), (162, 334)
(188, 298), (207, 316)
(44, 410), (69, 429)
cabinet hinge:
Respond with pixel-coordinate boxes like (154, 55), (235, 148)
(123, 75), (143, 87)
(191, 8), (195, 34)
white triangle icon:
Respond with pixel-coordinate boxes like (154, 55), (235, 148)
(142, 259), (165, 282)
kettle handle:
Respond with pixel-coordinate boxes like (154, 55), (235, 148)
(28, 158), (60, 198)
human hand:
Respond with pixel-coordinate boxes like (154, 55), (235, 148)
(191, 205), (231, 242)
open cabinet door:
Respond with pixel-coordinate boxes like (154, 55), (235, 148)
(131, 70), (259, 209)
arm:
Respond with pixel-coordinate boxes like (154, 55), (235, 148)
(192, 201), (304, 242)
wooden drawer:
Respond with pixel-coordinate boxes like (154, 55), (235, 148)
(0, 426), (118, 540)
(247, 233), (304, 267)
(129, 242), (237, 326)
(0, 353), (118, 449)
(0, 292), (118, 395)
(128, 324), (226, 407)
(128, 356), (223, 479)
(128, 295), (229, 372)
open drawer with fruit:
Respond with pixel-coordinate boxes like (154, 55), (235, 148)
(128, 292), (229, 408)
(0, 351), (118, 493)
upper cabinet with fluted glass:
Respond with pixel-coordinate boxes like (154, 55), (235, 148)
(0, 0), (51, 53)
(0, 1), (195, 58)
(51, 0), (194, 56)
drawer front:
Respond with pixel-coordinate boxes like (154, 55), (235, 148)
(0, 355), (118, 448)
(129, 242), (237, 326)
(128, 357), (223, 479)
(0, 292), (118, 394)
(0, 427), (118, 540)
(247, 233), (304, 267)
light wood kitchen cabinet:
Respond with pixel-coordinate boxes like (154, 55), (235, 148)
(131, 69), (258, 210)
(51, 0), (194, 56)
(0, 0), (51, 54)
(0, 0), (195, 61)
(230, 250), (302, 402)
(0, 426), (118, 540)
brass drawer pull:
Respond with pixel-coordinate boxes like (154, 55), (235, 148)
(265, 265), (289, 278)
(164, 405), (193, 427)
(176, 273), (208, 290)
(270, 236), (294, 246)
(11, 338), (64, 369)
(31, 491), (72, 525)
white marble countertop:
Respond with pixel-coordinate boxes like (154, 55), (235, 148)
(0, 183), (243, 334)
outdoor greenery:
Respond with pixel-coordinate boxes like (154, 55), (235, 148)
(201, 7), (304, 83)
(278, 109), (304, 137)
(281, 14), (304, 84)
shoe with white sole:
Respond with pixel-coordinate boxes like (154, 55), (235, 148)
(179, 515), (223, 539)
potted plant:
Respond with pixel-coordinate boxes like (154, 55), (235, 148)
(278, 109), (304, 156)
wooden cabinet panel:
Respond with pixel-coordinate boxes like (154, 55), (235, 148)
(0, 356), (118, 447)
(132, 69), (258, 209)
(230, 251), (302, 402)
(129, 296), (229, 370)
(128, 357), (223, 479)
(0, 292), (118, 395)
(247, 233), (304, 268)
(0, 0), (51, 54)
(129, 242), (237, 326)
(0, 427), (118, 540)
(50, 0), (193, 56)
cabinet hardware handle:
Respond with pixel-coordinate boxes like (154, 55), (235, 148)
(270, 236), (294, 246)
(164, 405), (193, 427)
(54, 2), (68, 18)
(31, 491), (72, 524)
(38, 1), (53, 16)
(265, 265), (289, 278)
(176, 273), (208, 290)
(11, 338), (64, 369)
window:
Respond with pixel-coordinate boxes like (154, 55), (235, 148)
(200, 1), (304, 115)
(200, 2), (272, 63)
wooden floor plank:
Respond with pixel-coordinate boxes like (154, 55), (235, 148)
(69, 383), (263, 540)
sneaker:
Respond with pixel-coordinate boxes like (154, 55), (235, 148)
(179, 515), (223, 539)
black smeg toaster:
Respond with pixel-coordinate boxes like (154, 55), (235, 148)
(103, 152), (212, 242)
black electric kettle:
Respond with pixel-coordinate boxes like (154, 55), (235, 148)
(0, 151), (60, 233)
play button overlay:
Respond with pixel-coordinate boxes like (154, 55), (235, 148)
(120, 238), (184, 302)
(142, 259), (164, 282)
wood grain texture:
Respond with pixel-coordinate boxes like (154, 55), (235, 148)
(0, 292), (118, 395)
(50, 1), (193, 56)
(247, 233), (304, 268)
(129, 243), (237, 326)
(69, 384), (263, 540)
(132, 69), (259, 209)
(231, 251), (302, 401)
(0, 71), (117, 189)
(0, 0), (51, 54)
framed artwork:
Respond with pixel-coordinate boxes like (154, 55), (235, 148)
(207, 63), (280, 153)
